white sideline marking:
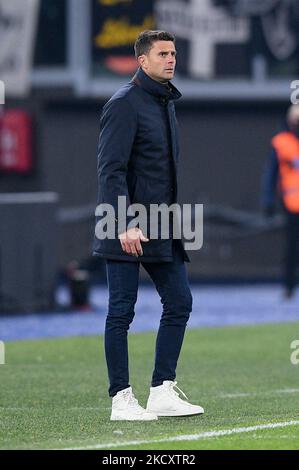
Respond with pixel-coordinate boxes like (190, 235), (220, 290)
(62, 420), (299, 450)
(221, 393), (252, 398)
(221, 389), (299, 398)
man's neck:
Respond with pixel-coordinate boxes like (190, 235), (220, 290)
(141, 68), (169, 86)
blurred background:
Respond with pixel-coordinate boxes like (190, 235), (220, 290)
(1, 0), (299, 315)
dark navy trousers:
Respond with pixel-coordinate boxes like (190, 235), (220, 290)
(104, 241), (193, 397)
(285, 211), (299, 292)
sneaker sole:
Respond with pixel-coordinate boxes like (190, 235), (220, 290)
(146, 409), (204, 417)
(111, 416), (158, 421)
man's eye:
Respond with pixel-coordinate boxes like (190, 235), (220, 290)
(159, 52), (176, 57)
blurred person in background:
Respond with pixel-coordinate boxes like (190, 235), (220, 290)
(93, 30), (204, 421)
(262, 104), (299, 299)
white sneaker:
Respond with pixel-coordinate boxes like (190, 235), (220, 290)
(111, 387), (158, 421)
(146, 381), (204, 417)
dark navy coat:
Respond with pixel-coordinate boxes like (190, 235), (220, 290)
(93, 67), (189, 262)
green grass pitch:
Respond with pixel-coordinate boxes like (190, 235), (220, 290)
(0, 323), (299, 450)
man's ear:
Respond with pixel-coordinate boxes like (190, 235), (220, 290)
(138, 54), (147, 70)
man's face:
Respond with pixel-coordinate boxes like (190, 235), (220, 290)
(138, 40), (176, 83)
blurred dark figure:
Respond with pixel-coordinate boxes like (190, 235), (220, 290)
(64, 257), (106, 311)
(66, 261), (90, 311)
(262, 104), (299, 298)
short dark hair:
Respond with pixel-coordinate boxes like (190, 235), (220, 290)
(134, 30), (175, 58)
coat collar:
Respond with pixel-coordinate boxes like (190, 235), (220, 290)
(132, 67), (182, 102)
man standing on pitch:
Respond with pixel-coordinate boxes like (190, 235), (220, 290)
(94, 30), (204, 420)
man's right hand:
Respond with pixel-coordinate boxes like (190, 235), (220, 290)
(118, 227), (149, 257)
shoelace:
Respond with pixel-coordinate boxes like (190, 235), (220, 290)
(168, 381), (189, 401)
(122, 389), (142, 409)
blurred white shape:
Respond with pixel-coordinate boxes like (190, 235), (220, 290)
(0, 0), (40, 97)
(0, 80), (4, 104)
(0, 341), (5, 365)
(156, 0), (250, 78)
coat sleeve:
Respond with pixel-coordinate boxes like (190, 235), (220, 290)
(97, 97), (137, 235)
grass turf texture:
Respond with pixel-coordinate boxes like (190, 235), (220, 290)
(0, 323), (299, 450)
